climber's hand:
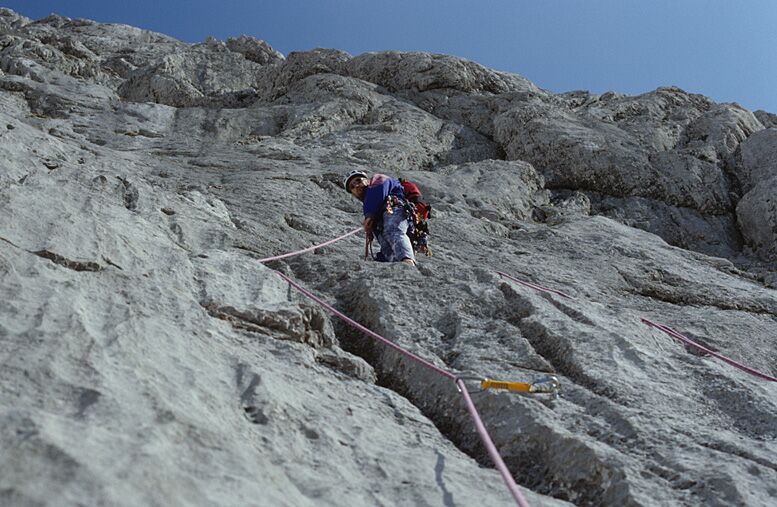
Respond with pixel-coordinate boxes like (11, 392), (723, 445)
(362, 217), (374, 236)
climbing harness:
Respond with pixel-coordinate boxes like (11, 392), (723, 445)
(368, 194), (432, 258)
(394, 195), (432, 256)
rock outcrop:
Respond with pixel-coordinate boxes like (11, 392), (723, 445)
(1, 8), (776, 507)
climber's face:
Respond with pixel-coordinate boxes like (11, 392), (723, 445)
(348, 177), (368, 201)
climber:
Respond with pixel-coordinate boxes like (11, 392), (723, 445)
(343, 170), (416, 266)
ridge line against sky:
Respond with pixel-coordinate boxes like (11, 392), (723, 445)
(3, 0), (777, 113)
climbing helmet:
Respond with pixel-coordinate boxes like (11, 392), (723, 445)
(343, 170), (369, 193)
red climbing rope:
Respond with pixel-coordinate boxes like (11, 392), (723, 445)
(274, 271), (530, 507)
(255, 227), (361, 263)
(642, 318), (777, 382)
(495, 271), (574, 299)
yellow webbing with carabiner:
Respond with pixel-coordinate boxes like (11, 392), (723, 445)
(481, 374), (560, 394)
(480, 379), (532, 392)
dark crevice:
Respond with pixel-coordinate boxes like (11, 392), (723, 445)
(32, 250), (103, 272)
(242, 405), (269, 425)
(200, 300), (334, 348)
(201, 301), (278, 335)
(283, 213), (318, 234)
(619, 283), (776, 317)
(498, 284), (620, 400)
(329, 288), (624, 506)
(117, 177), (139, 211)
(75, 388), (101, 418)
(231, 243), (278, 261)
(544, 297), (596, 326)
(434, 451), (455, 507)
(695, 439), (777, 473)
(232, 243), (261, 255)
(516, 318), (619, 400)
(0, 236), (23, 249)
(101, 256), (123, 270)
(322, 275), (615, 506)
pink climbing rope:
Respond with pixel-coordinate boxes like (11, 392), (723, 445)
(496, 271), (574, 300)
(641, 318), (777, 382)
(255, 227), (361, 263)
(456, 379), (531, 507)
(275, 271), (454, 380)
(248, 225), (774, 504)
(274, 270), (530, 507)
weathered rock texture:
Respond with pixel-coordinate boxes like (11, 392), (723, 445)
(1, 8), (776, 507)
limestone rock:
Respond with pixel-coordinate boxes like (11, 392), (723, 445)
(2, 8), (777, 507)
(534, 191), (591, 226)
(732, 127), (777, 194)
(402, 159), (549, 221)
(0, 7), (31, 32)
(255, 47), (352, 101)
(0, 34), (97, 82)
(579, 87), (713, 152)
(490, 89), (753, 257)
(494, 99), (648, 192)
(591, 194), (742, 258)
(754, 109), (777, 128)
(273, 73), (500, 170)
(118, 50), (264, 107)
(737, 176), (777, 262)
(680, 103), (764, 160)
(346, 51), (542, 96)
(225, 34), (284, 65)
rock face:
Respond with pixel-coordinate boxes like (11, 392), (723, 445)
(1, 8), (777, 507)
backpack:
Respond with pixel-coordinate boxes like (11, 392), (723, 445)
(399, 179), (432, 256)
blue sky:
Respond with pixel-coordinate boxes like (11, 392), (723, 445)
(5, 1), (777, 113)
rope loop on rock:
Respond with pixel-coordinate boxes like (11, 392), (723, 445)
(275, 271), (455, 380)
(495, 271), (574, 299)
(255, 227), (361, 263)
(641, 318), (777, 382)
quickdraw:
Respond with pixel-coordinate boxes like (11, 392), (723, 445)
(457, 374), (561, 396)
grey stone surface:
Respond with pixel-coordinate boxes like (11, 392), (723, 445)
(730, 128), (777, 262)
(118, 48), (267, 107)
(1, 8), (777, 507)
(732, 128), (777, 194)
(736, 176), (777, 263)
(680, 103), (763, 160)
(225, 35), (284, 65)
(345, 51), (543, 95)
(754, 110), (777, 128)
(257, 48), (352, 101)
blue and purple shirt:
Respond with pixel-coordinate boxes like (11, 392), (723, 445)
(362, 173), (406, 218)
